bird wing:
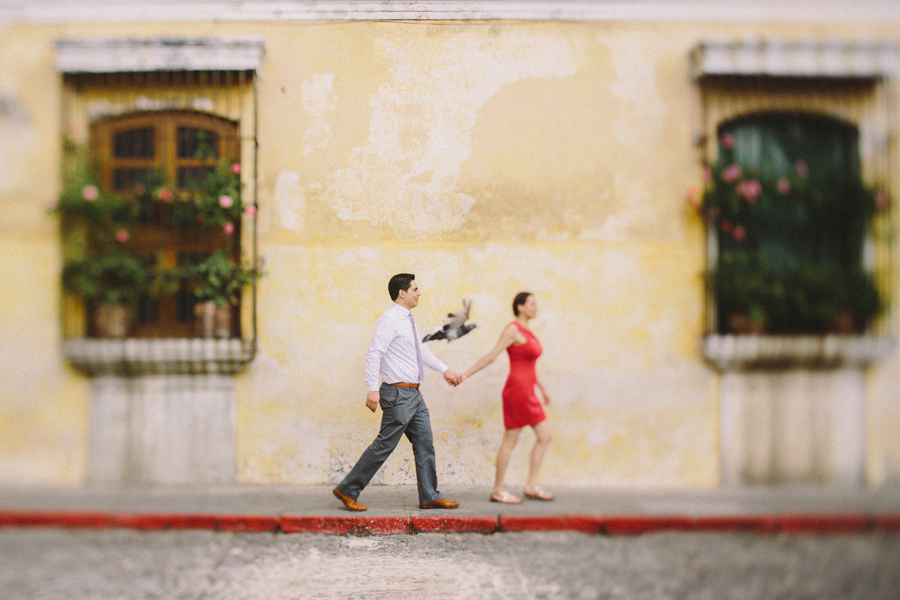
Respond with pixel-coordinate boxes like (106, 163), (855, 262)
(441, 299), (471, 330)
(422, 328), (445, 343)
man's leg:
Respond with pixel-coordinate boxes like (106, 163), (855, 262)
(337, 385), (413, 500)
(403, 391), (441, 505)
(337, 388), (404, 500)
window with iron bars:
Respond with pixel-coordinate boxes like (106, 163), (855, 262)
(58, 69), (258, 373)
(692, 63), (895, 368)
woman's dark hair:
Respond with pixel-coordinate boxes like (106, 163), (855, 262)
(389, 273), (416, 301)
(512, 292), (533, 316)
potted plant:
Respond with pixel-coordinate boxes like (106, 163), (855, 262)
(694, 142), (887, 335)
(55, 144), (140, 232)
(188, 250), (260, 338)
(62, 251), (153, 338)
(169, 160), (245, 234)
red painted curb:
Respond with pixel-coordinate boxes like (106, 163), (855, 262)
(411, 516), (498, 534)
(875, 515), (900, 532)
(777, 514), (873, 534)
(561, 516), (607, 534)
(107, 513), (172, 530)
(0, 511), (110, 529)
(500, 515), (569, 532)
(499, 515), (607, 534)
(218, 515), (280, 533)
(1, 510), (899, 535)
(693, 515), (778, 533)
(106, 513), (220, 531)
(278, 516), (411, 535)
(603, 516), (697, 535)
(166, 514), (222, 530)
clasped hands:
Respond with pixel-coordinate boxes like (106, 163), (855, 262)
(365, 371), (466, 412)
(443, 369), (465, 387)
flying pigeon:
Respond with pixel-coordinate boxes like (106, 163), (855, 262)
(422, 299), (477, 343)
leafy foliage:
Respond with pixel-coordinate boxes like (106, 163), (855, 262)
(188, 250), (261, 308)
(696, 114), (888, 335)
(56, 143), (259, 330)
(62, 251), (153, 307)
(169, 160), (244, 228)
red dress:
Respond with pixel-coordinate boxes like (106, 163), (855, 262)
(502, 321), (546, 430)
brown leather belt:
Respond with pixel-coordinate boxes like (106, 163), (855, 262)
(388, 382), (420, 389)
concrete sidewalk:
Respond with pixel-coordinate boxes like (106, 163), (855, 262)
(1, 484), (899, 535)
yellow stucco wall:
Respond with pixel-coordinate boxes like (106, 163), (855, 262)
(1, 18), (899, 488)
(0, 27), (90, 484)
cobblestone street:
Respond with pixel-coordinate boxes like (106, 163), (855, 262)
(1, 529), (898, 600)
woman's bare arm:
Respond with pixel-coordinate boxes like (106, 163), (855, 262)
(461, 324), (521, 381)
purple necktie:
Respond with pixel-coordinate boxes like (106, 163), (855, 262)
(409, 313), (424, 382)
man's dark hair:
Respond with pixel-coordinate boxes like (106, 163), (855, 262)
(389, 273), (416, 301)
(512, 292), (533, 316)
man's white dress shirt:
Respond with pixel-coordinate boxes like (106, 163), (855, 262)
(365, 303), (448, 391)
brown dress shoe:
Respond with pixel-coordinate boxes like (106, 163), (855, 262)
(419, 497), (460, 510)
(333, 488), (367, 512)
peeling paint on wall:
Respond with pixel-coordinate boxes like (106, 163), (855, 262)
(274, 171), (306, 232)
(605, 34), (665, 150)
(301, 73), (336, 157)
(0, 94), (34, 194)
(323, 28), (586, 238)
(4, 19), (899, 490)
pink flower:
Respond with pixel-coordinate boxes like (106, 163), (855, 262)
(795, 160), (809, 177)
(708, 206), (721, 220)
(737, 179), (762, 202)
(876, 190), (891, 211)
(244, 205), (257, 216)
(722, 164), (741, 183)
(159, 188), (173, 202)
(685, 184), (702, 212)
(720, 133), (735, 149)
(115, 229), (129, 243)
(721, 219), (733, 233)
(732, 226), (746, 241)
(701, 166), (712, 183)
(223, 222), (235, 235)
(230, 162), (241, 175)
(219, 195), (234, 209)
(777, 178), (791, 195)
(82, 185), (99, 201)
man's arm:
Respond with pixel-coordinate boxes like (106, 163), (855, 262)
(421, 343), (461, 386)
(420, 342), (448, 375)
(364, 314), (394, 410)
(365, 391), (380, 413)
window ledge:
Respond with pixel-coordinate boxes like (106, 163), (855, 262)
(702, 334), (895, 370)
(54, 37), (265, 73)
(61, 338), (256, 376)
(691, 38), (900, 79)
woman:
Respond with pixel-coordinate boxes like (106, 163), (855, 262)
(461, 292), (554, 503)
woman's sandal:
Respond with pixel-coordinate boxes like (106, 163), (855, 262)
(523, 486), (555, 501)
(489, 491), (523, 504)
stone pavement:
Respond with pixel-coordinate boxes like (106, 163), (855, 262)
(3, 527), (899, 599)
(1, 484), (900, 535)
(3, 484), (900, 598)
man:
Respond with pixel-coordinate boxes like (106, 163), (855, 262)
(333, 273), (462, 511)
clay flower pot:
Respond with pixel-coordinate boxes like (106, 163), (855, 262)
(728, 312), (767, 335)
(195, 300), (232, 338)
(95, 303), (130, 338)
(830, 311), (857, 335)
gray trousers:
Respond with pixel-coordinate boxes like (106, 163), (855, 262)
(337, 383), (442, 505)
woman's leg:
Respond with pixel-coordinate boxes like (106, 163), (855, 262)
(493, 428), (522, 494)
(525, 420), (552, 489)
